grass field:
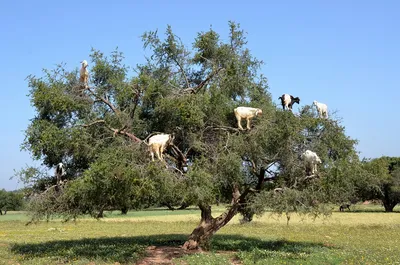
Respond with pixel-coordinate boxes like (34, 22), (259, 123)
(0, 205), (399, 264)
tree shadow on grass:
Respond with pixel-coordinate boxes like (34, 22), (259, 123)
(212, 234), (331, 253)
(345, 209), (400, 213)
(11, 234), (332, 264)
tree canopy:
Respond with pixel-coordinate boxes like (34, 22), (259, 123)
(20, 22), (361, 249)
(357, 156), (400, 212)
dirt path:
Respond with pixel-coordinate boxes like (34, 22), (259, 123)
(136, 246), (241, 265)
(136, 246), (196, 265)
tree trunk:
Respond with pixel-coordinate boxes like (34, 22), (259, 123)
(382, 200), (397, 212)
(96, 208), (104, 218)
(164, 203), (176, 211)
(183, 186), (253, 251)
(239, 206), (254, 223)
(121, 206), (128, 215)
(238, 167), (265, 223)
(182, 181), (255, 250)
(382, 185), (398, 212)
(178, 202), (189, 210)
(182, 203), (240, 250)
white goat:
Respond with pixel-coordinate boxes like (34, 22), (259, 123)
(55, 162), (66, 185)
(301, 150), (322, 176)
(79, 60), (89, 88)
(234, 107), (262, 130)
(278, 94), (300, 111)
(148, 134), (174, 161)
(313, 101), (328, 118)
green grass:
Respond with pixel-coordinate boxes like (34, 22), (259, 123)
(1, 205), (400, 264)
(0, 211), (30, 222)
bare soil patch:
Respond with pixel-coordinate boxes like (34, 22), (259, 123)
(136, 246), (241, 265)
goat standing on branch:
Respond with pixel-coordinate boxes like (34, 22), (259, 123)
(148, 134), (174, 161)
(234, 107), (262, 130)
(278, 94), (300, 111)
(79, 60), (89, 89)
(55, 162), (66, 185)
(301, 150), (322, 176)
(313, 100), (328, 118)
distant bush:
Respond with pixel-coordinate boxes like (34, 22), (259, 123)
(0, 189), (26, 214)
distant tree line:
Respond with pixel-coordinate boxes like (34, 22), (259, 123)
(0, 189), (25, 214)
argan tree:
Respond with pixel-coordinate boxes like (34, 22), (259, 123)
(21, 22), (361, 249)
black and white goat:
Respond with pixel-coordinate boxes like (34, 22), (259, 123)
(278, 94), (300, 111)
(55, 162), (66, 185)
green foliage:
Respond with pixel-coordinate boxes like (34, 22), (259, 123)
(153, 94), (207, 132)
(0, 189), (25, 212)
(185, 165), (216, 204)
(358, 156), (400, 211)
(144, 162), (193, 209)
(175, 252), (232, 265)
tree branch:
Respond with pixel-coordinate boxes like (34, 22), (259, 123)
(173, 57), (190, 89)
(130, 83), (141, 118)
(85, 86), (120, 114)
(182, 67), (225, 94)
(204, 125), (240, 133)
(81, 120), (142, 143)
(199, 203), (213, 223)
(255, 167), (266, 191)
(249, 159), (257, 175)
(194, 67), (224, 93)
(81, 120), (106, 127)
(168, 144), (188, 171)
(110, 127), (142, 143)
(200, 55), (215, 65)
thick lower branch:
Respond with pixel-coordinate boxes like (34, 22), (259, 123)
(169, 144), (188, 170)
(82, 120), (142, 143)
(183, 202), (240, 250)
(199, 203), (213, 223)
(110, 128), (142, 143)
(183, 185), (251, 250)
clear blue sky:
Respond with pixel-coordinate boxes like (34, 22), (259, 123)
(1, 0), (399, 190)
